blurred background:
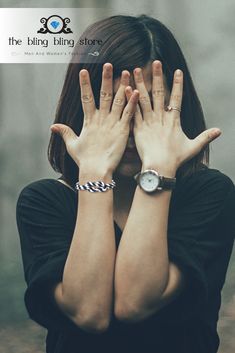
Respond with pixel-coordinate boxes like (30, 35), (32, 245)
(0, 0), (234, 352)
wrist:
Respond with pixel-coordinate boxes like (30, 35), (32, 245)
(141, 162), (177, 178)
(78, 164), (113, 184)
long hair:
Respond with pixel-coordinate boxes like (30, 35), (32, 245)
(48, 14), (209, 187)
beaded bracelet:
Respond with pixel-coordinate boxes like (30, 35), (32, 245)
(75, 179), (116, 193)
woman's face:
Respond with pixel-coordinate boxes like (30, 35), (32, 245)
(113, 62), (170, 178)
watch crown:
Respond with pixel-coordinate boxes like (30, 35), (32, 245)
(134, 172), (140, 181)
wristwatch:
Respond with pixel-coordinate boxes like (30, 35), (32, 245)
(134, 169), (176, 193)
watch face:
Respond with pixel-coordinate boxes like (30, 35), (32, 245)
(139, 171), (160, 192)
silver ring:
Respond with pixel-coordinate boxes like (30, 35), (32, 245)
(166, 105), (181, 113)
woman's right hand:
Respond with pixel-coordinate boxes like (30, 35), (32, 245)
(50, 63), (139, 174)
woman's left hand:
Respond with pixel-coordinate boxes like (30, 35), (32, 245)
(129, 60), (221, 175)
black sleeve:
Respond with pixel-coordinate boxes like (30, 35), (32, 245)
(16, 180), (78, 331)
(158, 170), (235, 323)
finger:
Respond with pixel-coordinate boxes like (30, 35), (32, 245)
(111, 70), (130, 119)
(133, 67), (152, 118)
(191, 128), (222, 156)
(132, 99), (143, 127)
(152, 60), (165, 113)
(79, 69), (96, 119)
(99, 63), (113, 114)
(125, 86), (132, 102)
(125, 87), (135, 134)
(121, 89), (139, 125)
(50, 124), (77, 145)
(125, 86), (143, 126)
(168, 69), (183, 117)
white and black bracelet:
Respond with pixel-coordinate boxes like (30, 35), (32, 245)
(75, 179), (116, 193)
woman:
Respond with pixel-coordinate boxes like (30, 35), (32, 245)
(16, 14), (235, 353)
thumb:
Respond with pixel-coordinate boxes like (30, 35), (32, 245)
(50, 124), (77, 144)
(193, 127), (222, 153)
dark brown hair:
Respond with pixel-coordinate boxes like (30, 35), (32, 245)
(48, 14), (209, 187)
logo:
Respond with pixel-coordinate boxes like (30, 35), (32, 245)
(37, 15), (72, 34)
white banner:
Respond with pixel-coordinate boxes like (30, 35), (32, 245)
(0, 8), (106, 63)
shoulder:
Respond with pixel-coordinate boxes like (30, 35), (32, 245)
(172, 165), (235, 227)
(170, 166), (235, 240)
(17, 179), (61, 205)
(16, 178), (76, 217)
(176, 165), (235, 203)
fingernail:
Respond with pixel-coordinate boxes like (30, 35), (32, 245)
(134, 68), (141, 76)
(213, 128), (221, 135)
(154, 60), (161, 68)
(50, 125), (58, 132)
(123, 70), (130, 77)
(105, 65), (110, 72)
(80, 70), (87, 78)
(176, 69), (181, 76)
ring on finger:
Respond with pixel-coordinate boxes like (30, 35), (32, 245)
(100, 91), (112, 100)
(114, 97), (124, 105)
(166, 105), (181, 113)
(82, 94), (93, 102)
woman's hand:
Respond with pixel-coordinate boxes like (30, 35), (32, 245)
(131, 60), (221, 175)
(50, 63), (139, 174)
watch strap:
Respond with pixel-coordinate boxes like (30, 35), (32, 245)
(159, 175), (176, 190)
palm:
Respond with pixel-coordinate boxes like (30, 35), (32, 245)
(131, 62), (221, 171)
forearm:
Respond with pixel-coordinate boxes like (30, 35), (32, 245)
(114, 167), (175, 320)
(58, 167), (116, 327)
